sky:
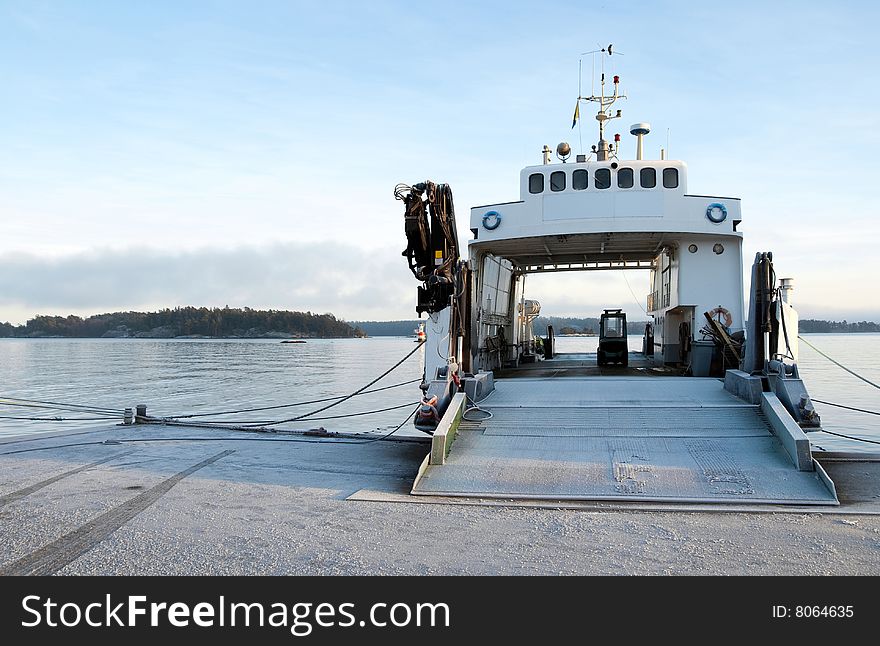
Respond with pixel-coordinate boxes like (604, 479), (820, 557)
(1, 0), (878, 325)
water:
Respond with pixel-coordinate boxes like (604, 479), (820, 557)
(0, 337), (425, 439)
(0, 334), (878, 452)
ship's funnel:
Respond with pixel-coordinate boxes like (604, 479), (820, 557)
(779, 278), (794, 304)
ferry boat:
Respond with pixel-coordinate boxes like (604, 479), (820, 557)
(396, 52), (838, 505)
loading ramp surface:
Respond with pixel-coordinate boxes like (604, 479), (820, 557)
(412, 376), (838, 505)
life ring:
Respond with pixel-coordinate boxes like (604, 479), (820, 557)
(482, 210), (502, 230)
(706, 202), (727, 223)
(707, 306), (733, 328)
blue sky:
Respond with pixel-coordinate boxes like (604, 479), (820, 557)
(1, 0), (878, 324)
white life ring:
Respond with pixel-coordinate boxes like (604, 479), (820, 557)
(707, 307), (733, 328)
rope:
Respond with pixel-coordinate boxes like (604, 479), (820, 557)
(0, 395), (119, 414)
(812, 399), (880, 417)
(178, 401), (420, 425)
(818, 429), (880, 446)
(163, 378), (421, 420)
(622, 271), (648, 315)
(0, 415), (122, 422)
(354, 405), (421, 444)
(798, 336), (880, 390)
(0, 399), (120, 415)
(0, 406), (426, 456)
(230, 340), (425, 428)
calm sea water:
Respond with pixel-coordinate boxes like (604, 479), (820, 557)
(0, 334), (877, 452)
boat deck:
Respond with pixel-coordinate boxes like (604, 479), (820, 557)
(412, 354), (839, 505)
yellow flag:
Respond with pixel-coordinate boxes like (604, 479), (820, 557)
(571, 101), (580, 128)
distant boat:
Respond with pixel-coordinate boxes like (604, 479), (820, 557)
(415, 323), (426, 342)
(280, 340), (307, 344)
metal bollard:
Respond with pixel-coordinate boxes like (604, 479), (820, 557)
(123, 407), (133, 425)
(135, 404), (147, 424)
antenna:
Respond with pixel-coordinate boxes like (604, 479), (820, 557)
(630, 123), (650, 160)
(575, 44), (626, 161)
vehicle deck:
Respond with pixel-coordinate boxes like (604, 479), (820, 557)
(412, 352), (839, 505)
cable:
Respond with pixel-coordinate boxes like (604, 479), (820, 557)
(0, 415), (122, 422)
(0, 400), (121, 415)
(818, 429), (880, 446)
(799, 335), (880, 390)
(622, 271), (648, 315)
(812, 399), (880, 417)
(0, 395), (119, 414)
(233, 341), (425, 427)
(0, 434), (420, 457)
(0, 406), (427, 457)
(163, 378), (421, 420)
(180, 401), (420, 425)
(462, 392), (495, 422)
(354, 405), (421, 444)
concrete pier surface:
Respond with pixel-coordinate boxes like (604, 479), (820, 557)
(1, 423), (879, 575)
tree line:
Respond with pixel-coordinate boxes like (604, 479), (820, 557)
(351, 317), (649, 337)
(799, 319), (880, 333)
(0, 307), (364, 339)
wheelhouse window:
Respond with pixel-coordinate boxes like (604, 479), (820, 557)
(594, 168), (611, 189)
(528, 173), (544, 194)
(550, 171), (566, 192)
(663, 167), (679, 188)
(617, 168), (634, 188)
(572, 169), (588, 190)
(640, 167), (656, 188)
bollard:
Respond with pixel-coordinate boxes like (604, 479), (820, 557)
(135, 404), (147, 424)
(123, 407), (133, 425)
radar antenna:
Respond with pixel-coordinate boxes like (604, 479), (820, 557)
(575, 44), (626, 161)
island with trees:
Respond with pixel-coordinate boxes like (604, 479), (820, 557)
(0, 307), (365, 339)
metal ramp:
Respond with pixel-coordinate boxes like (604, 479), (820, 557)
(412, 377), (838, 505)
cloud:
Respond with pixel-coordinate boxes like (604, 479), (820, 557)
(0, 242), (416, 324)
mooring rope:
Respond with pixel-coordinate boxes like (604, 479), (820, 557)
(234, 340), (425, 428)
(812, 398), (880, 417)
(163, 378), (421, 420)
(818, 428), (880, 446)
(798, 335), (880, 390)
(1, 341), (427, 434)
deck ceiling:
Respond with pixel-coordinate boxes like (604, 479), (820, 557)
(471, 232), (672, 271)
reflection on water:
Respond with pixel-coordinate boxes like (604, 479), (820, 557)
(1, 334), (877, 452)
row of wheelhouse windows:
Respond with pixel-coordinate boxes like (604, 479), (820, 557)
(528, 167), (679, 194)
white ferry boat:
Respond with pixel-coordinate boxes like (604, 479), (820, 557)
(396, 53), (837, 505)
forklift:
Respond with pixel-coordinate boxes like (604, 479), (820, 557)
(598, 309), (628, 366)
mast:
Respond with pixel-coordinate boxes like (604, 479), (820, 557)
(577, 45), (626, 161)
